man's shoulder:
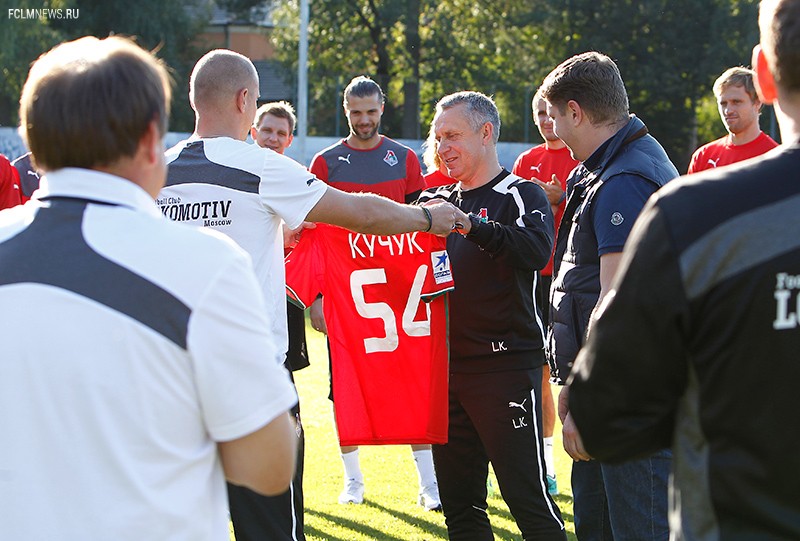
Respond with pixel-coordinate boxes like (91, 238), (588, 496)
(500, 171), (535, 190)
(419, 183), (458, 203)
(672, 143), (797, 198)
(165, 137), (310, 193)
(691, 136), (728, 159)
(314, 139), (349, 159)
(166, 137), (265, 172)
(657, 143), (799, 236)
(488, 172), (547, 205)
(754, 131), (780, 150)
(702, 135), (729, 149)
(608, 134), (678, 186)
(380, 136), (416, 155)
(517, 143), (548, 161)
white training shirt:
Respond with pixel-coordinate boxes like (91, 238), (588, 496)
(160, 137), (328, 366)
(0, 169), (298, 541)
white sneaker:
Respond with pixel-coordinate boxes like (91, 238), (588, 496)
(418, 483), (442, 511)
(338, 479), (364, 504)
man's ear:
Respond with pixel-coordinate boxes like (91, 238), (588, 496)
(566, 100), (583, 125)
(481, 121), (494, 145)
(140, 119), (162, 165)
(237, 88), (249, 113)
(250, 126), (258, 140)
(753, 45), (778, 105)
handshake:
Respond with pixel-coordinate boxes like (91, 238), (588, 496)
(418, 200), (471, 236)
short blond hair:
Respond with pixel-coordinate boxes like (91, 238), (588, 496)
(713, 67), (759, 103)
(254, 101), (296, 133)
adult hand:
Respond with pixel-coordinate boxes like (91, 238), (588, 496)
(562, 411), (592, 462)
(559, 386), (592, 461)
(422, 200), (461, 236)
(532, 174), (565, 206)
(452, 207), (471, 234)
(283, 221), (317, 250)
(309, 297), (327, 334)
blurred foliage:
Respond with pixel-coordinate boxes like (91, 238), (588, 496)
(0, 0), (210, 132)
(1, 0), (761, 169)
(271, 0), (760, 170)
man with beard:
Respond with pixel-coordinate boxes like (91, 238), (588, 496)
(308, 76), (441, 510)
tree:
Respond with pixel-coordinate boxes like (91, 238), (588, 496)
(271, 0), (554, 140)
(271, 0), (760, 170)
(0, 0), (67, 126)
(554, 0), (759, 170)
(0, 0), (211, 132)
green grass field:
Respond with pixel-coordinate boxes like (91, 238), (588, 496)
(234, 319), (578, 540)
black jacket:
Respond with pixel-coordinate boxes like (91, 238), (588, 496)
(569, 141), (800, 540)
(548, 115), (678, 383)
(418, 169), (553, 372)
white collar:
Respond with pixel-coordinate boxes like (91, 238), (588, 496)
(33, 168), (162, 218)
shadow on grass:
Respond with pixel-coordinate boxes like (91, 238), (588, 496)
(306, 508), (408, 541)
(364, 500), (448, 537)
(304, 523), (352, 541)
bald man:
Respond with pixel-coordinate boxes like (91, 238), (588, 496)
(158, 49), (464, 541)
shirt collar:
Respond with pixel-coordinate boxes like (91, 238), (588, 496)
(583, 137), (614, 172)
(33, 168), (162, 218)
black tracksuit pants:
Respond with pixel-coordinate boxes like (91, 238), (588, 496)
(433, 363), (566, 541)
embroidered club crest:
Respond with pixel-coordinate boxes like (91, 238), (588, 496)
(383, 149), (399, 167)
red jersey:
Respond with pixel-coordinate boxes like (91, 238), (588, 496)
(310, 136), (424, 203)
(424, 169), (456, 189)
(512, 144), (579, 276)
(285, 223), (453, 445)
(688, 131), (779, 174)
(0, 155), (22, 210)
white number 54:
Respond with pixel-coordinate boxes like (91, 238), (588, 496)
(349, 265), (431, 354)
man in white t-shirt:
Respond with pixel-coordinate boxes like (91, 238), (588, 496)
(0, 36), (299, 541)
(159, 49), (463, 540)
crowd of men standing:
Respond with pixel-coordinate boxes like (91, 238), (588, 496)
(1, 1), (799, 540)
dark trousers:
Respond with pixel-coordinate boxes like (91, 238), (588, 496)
(228, 401), (305, 541)
(571, 450), (671, 541)
(433, 365), (566, 541)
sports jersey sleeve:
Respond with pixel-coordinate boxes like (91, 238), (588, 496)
(465, 179), (554, 271)
(188, 249), (298, 442)
(259, 153), (327, 230)
(687, 146), (707, 174)
(569, 200), (689, 462)
(0, 156), (22, 211)
(420, 234), (454, 301)
(592, 174), (659, 256)
(309, 153), (329, 182)
(511, 153), (525, 177)
(404, 151), (426, 196)
(284, 227), (325, 308)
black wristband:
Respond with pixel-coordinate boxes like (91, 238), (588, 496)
(467, 213), (482, 236)
(421, 206), (433, 232)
